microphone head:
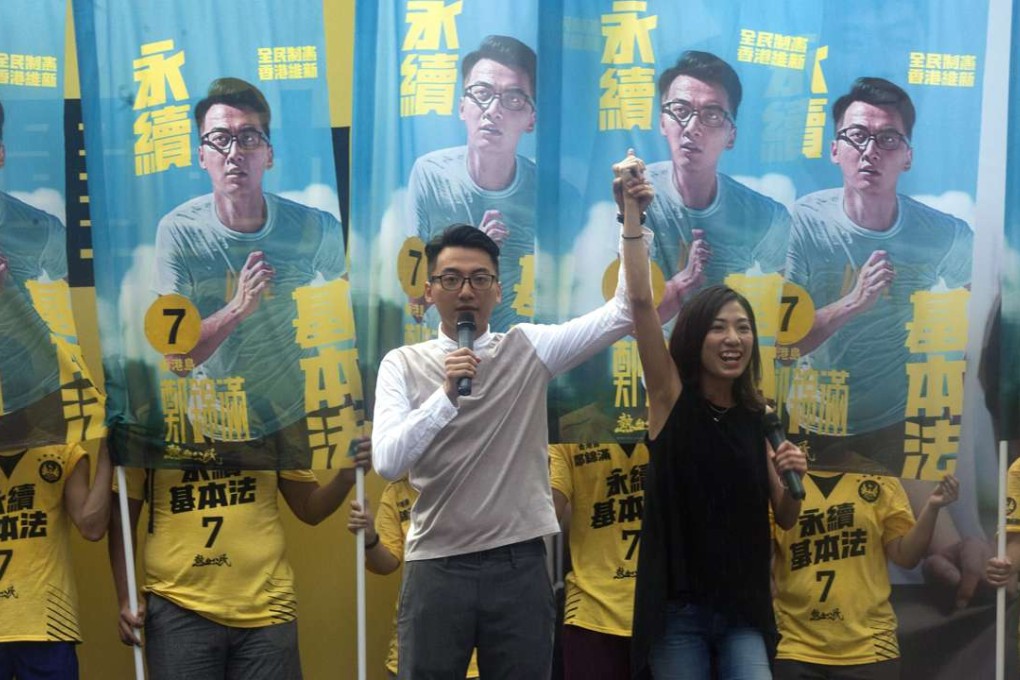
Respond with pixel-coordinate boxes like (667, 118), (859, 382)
(456, 311), (476, 331)
(762, 410), (782, 432)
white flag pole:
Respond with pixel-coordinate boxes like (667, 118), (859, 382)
(356, 464), (367, 680)
(996, 440), (1008, 680)
(116, 466), (146, 680)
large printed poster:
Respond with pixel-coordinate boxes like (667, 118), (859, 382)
(351, 3), (1010, 677)
(0, 0), (104, 451)
(543, 1), (987, 487)
(350, 0), (540, 388)
(75, 1), (363, 469)
(353, 0), (993, 484)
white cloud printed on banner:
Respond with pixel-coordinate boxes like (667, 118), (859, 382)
(115, 245), (161, 363)
(354, 189), (407, 308)
(911, 190), (975, 229)
(732, 173), (797, 211)
(566, 200), (619, 317)
(11, 188), (65, 226)
(279, 183), (342, 223)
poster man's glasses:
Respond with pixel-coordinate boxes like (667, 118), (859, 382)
(463, 83), (535, 112)
(430, 273), (498, 291)
(836, 125), (911, 152)
(201, 129), (271, 154)
(661, 100), (733, 128)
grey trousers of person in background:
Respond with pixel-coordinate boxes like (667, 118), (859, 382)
(396, 537), (555, 679)
(144, 593), (303, 680)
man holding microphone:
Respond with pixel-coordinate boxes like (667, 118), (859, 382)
(373, 177), (651, 678)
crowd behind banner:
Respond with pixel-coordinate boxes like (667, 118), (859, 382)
(0, 0), (1017, 677)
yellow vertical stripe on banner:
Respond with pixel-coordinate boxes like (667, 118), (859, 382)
(324, 0), (355, 128)
(65, 0), (80, 99)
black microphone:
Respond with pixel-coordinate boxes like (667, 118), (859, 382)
(456, 312), (476, 396)
(763, 411), (805, 501)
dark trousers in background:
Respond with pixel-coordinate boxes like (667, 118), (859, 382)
(397, 537), (555, 680)
(774, 658), (901, 680)
(0, 641), (78, 680)
(561, 624), (630, 680)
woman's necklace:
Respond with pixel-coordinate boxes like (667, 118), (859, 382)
(707, 401), (731, 422)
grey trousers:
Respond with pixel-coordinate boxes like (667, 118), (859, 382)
(397, 538), (555, 680)
(144, 593), (303, 680)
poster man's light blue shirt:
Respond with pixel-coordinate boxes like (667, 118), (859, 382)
(408, 146), (536, 331)
(785, 188), (973, 434)
(0, 192), (65, 414)
(644, 162), (791, 287)
(153, 193), (344, 437)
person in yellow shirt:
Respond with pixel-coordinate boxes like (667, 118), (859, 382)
(772, 471), (957, 679)
(347, 479), (479, 679)
(0, 441), (112, 679)
(549, 442), (648, 679)
(109, 439), (369, 680)
(985, 454), (1020, 653)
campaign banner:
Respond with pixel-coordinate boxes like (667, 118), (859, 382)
(536, 1), (990, 486)
(0, 0), (105, 451)
(348, 3), (1009, 675)
(350, 0), (540, 389)
(1001, 3), (1020, 444)
(74, 0), (363, 470)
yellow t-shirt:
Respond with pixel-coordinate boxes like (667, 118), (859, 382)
(375, 479), (479, 677)
(120, 467), (315, 628)
(0, 443), (88, 641)
(772, 472), (914, 664)
(1004, 456), (1020, 534)
(549, 441), (649, 637)
(1005, 457), (1020, 653)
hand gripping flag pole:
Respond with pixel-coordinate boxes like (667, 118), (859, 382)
(116, 466), (146, 680)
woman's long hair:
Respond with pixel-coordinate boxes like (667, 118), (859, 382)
(667, 285), (764, 411)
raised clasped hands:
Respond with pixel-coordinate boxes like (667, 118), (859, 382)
(612, 149), (654, 216)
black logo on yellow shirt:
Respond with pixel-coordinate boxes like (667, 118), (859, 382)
(809, 607), (844, 622)
(1008, 498), (1017, 517)
(193, 553), (232, 567)
(39, 460), (62, 484)
(0, 585), (18, 599)
(858, 479), (881, 503)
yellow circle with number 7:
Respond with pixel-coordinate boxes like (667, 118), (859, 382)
(397, 236), (429, 298)
(776, 282), (816, 346)
(144, 295), (201, 355)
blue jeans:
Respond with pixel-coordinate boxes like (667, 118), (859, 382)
(649, 602), (771, 680)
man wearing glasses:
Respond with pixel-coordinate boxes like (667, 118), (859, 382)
(152, 78), (344, 445)
(121, 77), (365, 680)
(784, 77), (973, 472)
(407, 35), (537, 331)
(374, 153), (651, 676)
(641, 51), (791, 305)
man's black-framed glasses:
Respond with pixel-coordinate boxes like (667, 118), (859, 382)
(463, 83), (535, 112)
(836, 125), (910, 152)
(430, 273), (498, 291)
(201, 128), (270, 154)
(661, 99), (733, 128)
